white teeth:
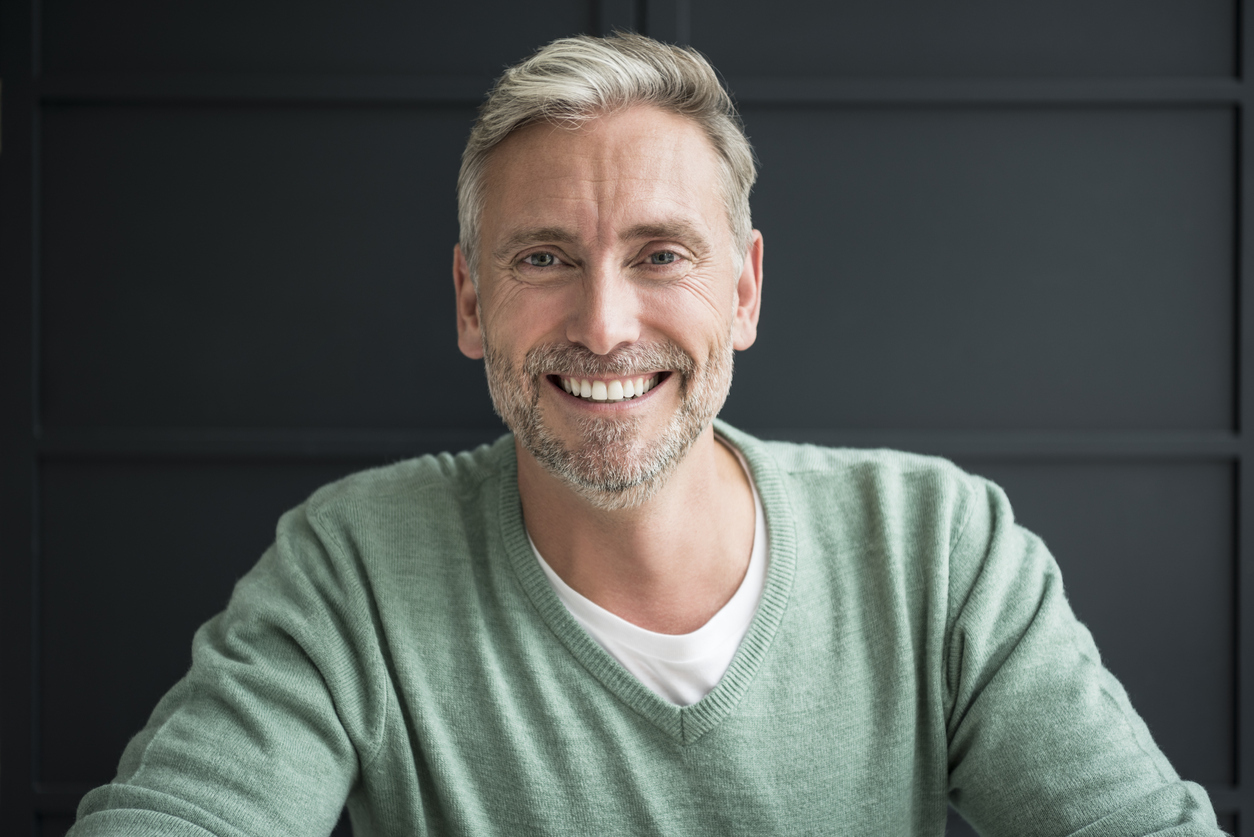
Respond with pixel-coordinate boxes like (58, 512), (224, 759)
(562, 374), (661, 401)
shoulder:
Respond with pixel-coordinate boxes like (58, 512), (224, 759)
(717, 421), (998, 567)
(260, 433), (515, 578)
(721, 422), (988, 527)
(306, 434), (511, 514)
(764, 438), (967, 484)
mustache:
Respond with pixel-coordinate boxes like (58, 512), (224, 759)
(522, 341), (696, 380)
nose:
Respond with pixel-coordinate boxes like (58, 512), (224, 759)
(565, 260), (641, 355)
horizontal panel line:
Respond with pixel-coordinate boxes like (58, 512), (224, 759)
(1203, 786), (1241, 813)
(32, 428), (1243, 460)
(748, 429), (1243, 459)
(36, 74), (492, 104)
(33, 783), (95, 813)
(32, 75), (1245, 106)
(729, 77), (1245, 105)
(36, 427), (507, 459)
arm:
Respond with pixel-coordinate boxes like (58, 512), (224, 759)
(69, 503), (387, 837)
(944, 477), (1224, 836)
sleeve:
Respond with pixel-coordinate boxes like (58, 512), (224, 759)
(67, 502), (388, 837)
(943, 476), (1226, 837)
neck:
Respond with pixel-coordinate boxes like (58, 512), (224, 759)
(518, 425), (755, 634)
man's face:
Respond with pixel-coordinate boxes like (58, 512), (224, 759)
(455, 104), (762, 509)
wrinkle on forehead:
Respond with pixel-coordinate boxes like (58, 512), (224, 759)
(480, 105), (726, 254)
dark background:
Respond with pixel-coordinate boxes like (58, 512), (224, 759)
(0, 1), (1246, 835)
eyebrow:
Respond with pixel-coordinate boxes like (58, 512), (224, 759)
(622, 221), (711, 253)
(492, 227), (579, 264)
(491, 220), (713, 264)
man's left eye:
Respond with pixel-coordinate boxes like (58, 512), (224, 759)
(649, 251), (678, 265)
(524, 253), (558, 267)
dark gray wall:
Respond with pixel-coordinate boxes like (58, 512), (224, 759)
(0, 2), (1246, 835)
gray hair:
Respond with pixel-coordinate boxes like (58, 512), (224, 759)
(457, 32), (757, 282)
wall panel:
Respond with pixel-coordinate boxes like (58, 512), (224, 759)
(955, 460), (1236, 784)
(723, 106), (1235, 431)
(39, 814), (75, 837)
(41, 0), (593, 76)
(40, 105), (497, 430)
(691, 0), (1236, 78)
(3, 0), (1247, 833)
(37, 458), (385, 782)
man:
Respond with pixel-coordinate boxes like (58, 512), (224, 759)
(70, 33), (1223, 836)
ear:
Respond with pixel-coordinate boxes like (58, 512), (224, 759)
(731, 230), (764, 351)
(454, 244), (484, 359)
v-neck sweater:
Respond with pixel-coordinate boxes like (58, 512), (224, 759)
(530, 439), (769, 707)
(70, 421), (1222, 836)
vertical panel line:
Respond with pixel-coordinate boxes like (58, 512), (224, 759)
(595, 0), (609, 36)
(27, 0), (45, 796)
(1240, 0), (1246, 82)
(31, 95), (41, 437)
(641, 0), (686, 45)
(596, 0), (640, 36)
(31, 0), (40, 79)
(675, 0), (690, 44)
(1239, 4), (1253, 832)
(1, 1), (42, 830)
(1233, 102), (1243, 439)
(29, 86), (43, 799)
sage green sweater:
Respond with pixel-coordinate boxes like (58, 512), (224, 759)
(71, 421), (1221, 836)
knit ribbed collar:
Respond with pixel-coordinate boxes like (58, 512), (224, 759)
(497, 419), (798, 745)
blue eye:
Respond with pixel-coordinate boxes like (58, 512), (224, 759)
(649, 251), (677, 265)
(525, 253), (557, 267)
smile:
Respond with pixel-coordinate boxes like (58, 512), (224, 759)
(557, 374), (662, 402)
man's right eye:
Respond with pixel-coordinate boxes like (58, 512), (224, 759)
(523, 252), (558, 267)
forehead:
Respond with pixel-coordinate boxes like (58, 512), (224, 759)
(480, 105), (727, 246)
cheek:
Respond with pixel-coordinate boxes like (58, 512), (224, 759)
(482, 286), (568, 346)
(643, 276), (736, 333)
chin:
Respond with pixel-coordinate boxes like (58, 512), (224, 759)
(529, 414), (693, 511)
(482, 336), (735, 510)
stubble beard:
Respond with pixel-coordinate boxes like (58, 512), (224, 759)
(483, 335), (734, 511)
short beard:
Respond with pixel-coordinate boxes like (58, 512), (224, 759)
(483, 337), (734, 511)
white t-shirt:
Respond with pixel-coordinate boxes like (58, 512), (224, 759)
(530, 446), (768, 706)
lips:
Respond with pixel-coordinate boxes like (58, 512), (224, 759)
(559, 374), (660, 402)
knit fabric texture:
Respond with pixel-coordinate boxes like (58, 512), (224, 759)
(69, 420), (1224, 836)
